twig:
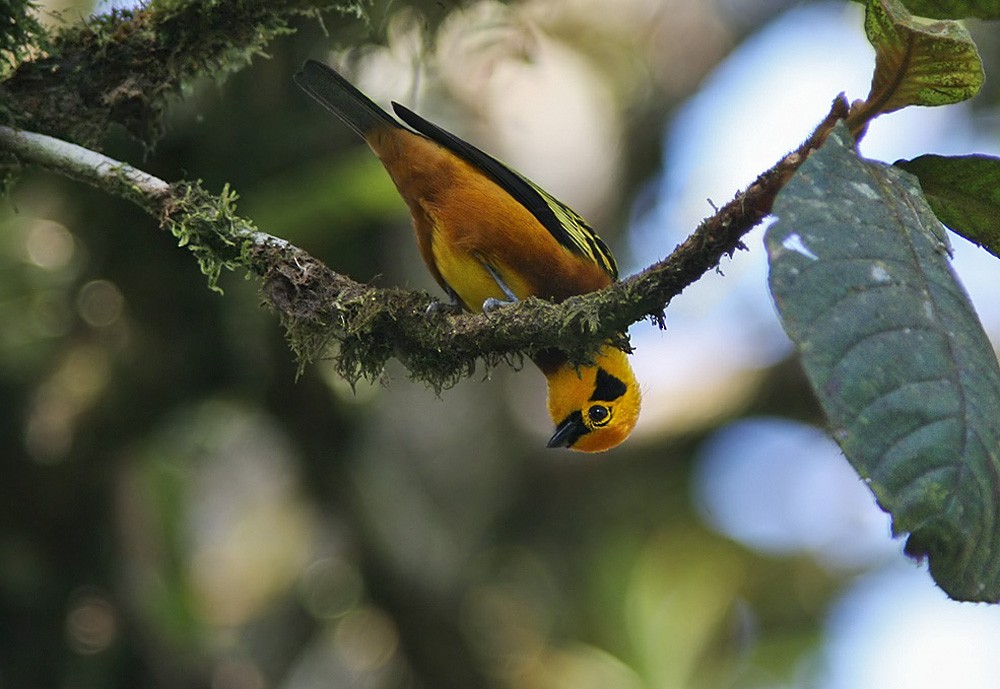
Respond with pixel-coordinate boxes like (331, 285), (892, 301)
(0, 126), (170, 205)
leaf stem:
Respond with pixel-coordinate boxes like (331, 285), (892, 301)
(845, 35), (916, 138)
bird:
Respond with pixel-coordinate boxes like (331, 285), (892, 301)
(294, 59), (640, 452)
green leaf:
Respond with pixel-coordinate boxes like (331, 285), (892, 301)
(851, 0), (1000, 19)
(896, 154), (1000, 259)
(863, 0), (984, 115)
(766, 123), (1000, 602)
(903, 0), (1000, 17)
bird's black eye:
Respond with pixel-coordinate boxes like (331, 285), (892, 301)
(588, 404), (611, 427)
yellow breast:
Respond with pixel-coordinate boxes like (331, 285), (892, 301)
(428, 213), (532, 311)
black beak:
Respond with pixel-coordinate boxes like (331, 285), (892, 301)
(547, 411), (588, 449)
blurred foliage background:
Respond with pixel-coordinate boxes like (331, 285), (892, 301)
(3, 1), (1000, 688)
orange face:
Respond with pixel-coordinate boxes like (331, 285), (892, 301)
(544, 347), (640, 453)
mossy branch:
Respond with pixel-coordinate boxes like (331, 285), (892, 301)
(0, 0), (365, 148)
(0, 96), (847, 390)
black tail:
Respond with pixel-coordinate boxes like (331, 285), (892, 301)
(293, 59), (400, 138)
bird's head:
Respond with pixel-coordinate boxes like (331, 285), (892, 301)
(544, 346), (641, 453)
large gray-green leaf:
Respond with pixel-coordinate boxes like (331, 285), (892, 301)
(766, 124), (1000, 602)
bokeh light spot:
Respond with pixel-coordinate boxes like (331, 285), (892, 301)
(65, 589), (117, 655)
(300, 556), (364, 619)
(25, 219), (75, 270)
(77, 279), (124, 327)
(333, 607), (399, 673)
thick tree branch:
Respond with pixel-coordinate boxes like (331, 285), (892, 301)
(1, 0), (361, 147)
(0, 96), (848, 389)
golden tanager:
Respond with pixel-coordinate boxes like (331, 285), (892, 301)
(294, 59), (640, 452)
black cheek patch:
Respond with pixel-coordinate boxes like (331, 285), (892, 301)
(590, 367), (627, 402)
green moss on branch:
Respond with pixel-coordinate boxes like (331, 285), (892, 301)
(1, 0), (366, 147)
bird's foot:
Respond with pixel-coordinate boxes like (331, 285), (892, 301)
(426, 298), (464, 315)
(482, 296), (520, 313)
(481, 263), (520, 314)
(426, 286), (465, 315)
